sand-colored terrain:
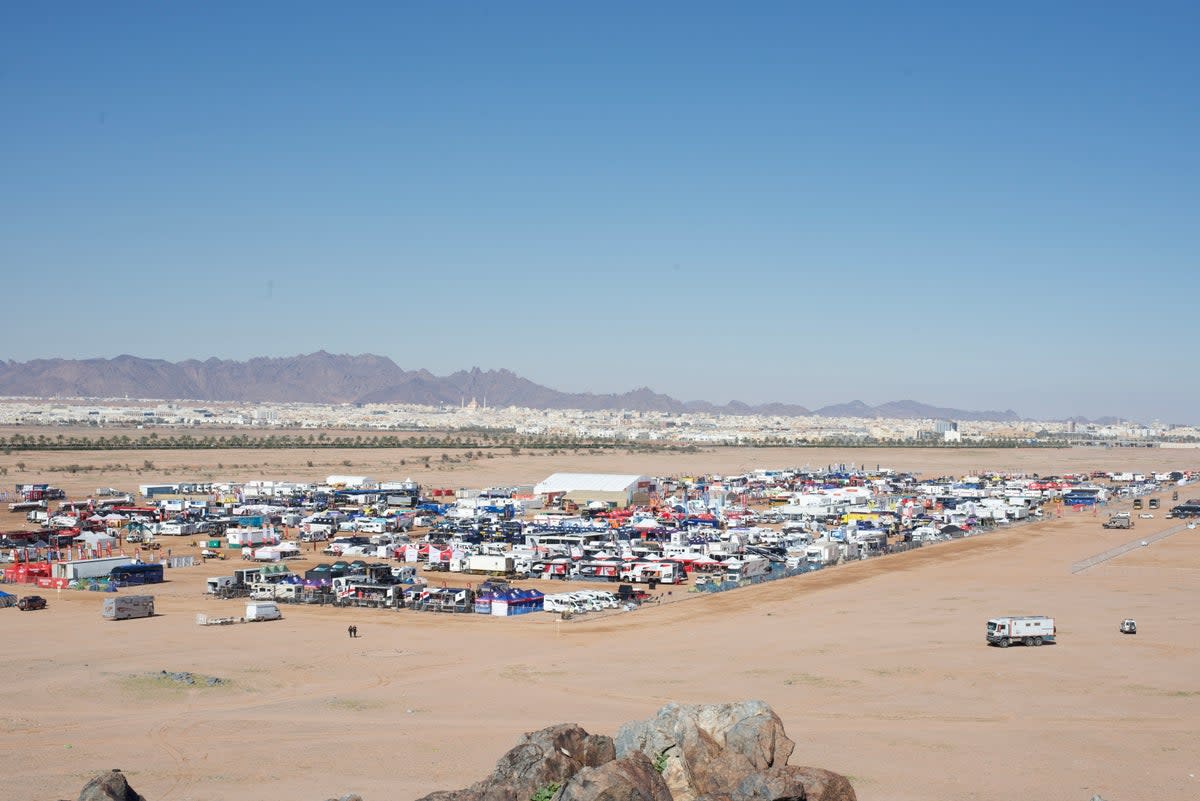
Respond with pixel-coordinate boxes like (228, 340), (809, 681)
(1, 446), (1198, 801)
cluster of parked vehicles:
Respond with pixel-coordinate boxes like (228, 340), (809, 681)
(542, 590), (628, 614)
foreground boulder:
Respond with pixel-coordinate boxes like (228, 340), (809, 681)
(77, 770), (146, 801)
(558, 752), (674, 801)
(730, 766), (855, 801)
(614, 701), (797, 801)
(416, 723), (616, 801)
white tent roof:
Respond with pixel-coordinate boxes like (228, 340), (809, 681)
(534, 473), (646, 495)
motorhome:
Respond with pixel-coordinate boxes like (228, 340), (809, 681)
(723, 556), (772, 583)
(102, 595), (155, 620)
(620, 561), (685, 585)
(158, 521), (198, 537)
(986, 615), (1055, 647)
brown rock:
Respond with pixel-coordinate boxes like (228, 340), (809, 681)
(731, 767), (809, 801)
(77, 770), (146, 801)
(416, 724), (616, 801)
(414, 791), (482, 801)
(558, 752), (674, 801)
(614, 702), (795, 801)
(741, 767), (854, 801)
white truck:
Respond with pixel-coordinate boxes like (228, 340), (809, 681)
(805, 540), (840, 567)
(245, 601), (282, 621)
(986, 615), (1055, 647)
(724, 556), (771, 583)
(206, 576), (235, 594)
(102, 595), (155, 620)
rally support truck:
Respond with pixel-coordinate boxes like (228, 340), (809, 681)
(987, 615), (1056, 647)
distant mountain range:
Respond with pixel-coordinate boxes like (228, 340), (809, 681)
(0, 353), (1029, 421)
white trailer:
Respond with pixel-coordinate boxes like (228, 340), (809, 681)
(54, 556), (134, 580)
(805, 540), (840, 566)
(227, 528), (276, 547)
(986, 615), (1056, 647)
(839, 541), (863, 560)
(103, 595), (155, 620)
(253, 546), (284, 562)
(467, 554), (515, 576)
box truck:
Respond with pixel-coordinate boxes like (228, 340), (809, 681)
(986, 615), (1055, 647)
(805, 540), (840, 567)
(103, 595), (155, 620)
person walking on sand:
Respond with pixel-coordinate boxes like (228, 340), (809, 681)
(352, 625), (358, 638)
(347, 625), (353, 639)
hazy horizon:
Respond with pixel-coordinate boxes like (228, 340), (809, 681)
(0, 351), (1180, 424)
(2, 4), (1196, 422)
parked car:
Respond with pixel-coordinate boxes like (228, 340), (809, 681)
(1120, 619), (1137, 634)
(17, 595), (47, 611)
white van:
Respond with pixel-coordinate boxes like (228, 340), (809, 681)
(245, 601), (282, 621)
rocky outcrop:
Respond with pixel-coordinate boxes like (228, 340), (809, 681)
(726, 766), (852, 801)
(414, 723), (617, 801)
(558, 752), (674, 801)
(70, 703), (854, 801)
(416, 702), (844, 801)
(77, 770), (146, 801)
(614, 701), (796, 801)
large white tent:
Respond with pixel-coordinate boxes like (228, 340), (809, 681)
(533, 473), (650, 508)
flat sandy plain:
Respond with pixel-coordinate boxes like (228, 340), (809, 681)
(2, 445), (1199, 801)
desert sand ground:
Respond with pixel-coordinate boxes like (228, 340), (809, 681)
(1, 445), (1198, 801)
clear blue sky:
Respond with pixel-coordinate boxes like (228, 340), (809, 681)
(2, 3), (1197, 422)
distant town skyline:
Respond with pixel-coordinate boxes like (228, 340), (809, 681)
(2, 4), (1196, 422)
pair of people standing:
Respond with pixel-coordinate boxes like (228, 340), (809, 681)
(347, 625), (359, 638)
